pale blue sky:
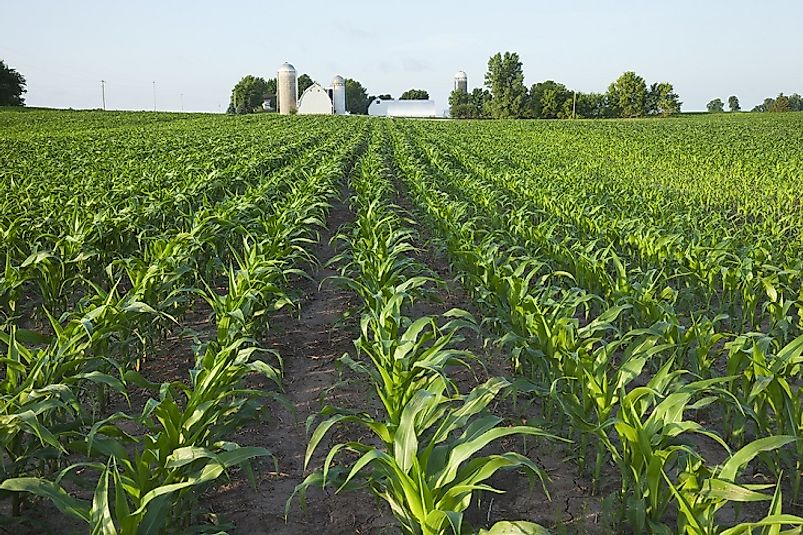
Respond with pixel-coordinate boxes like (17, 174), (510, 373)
(2, 0), (801, 113)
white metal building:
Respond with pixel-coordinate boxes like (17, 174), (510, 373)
(368, 99), (438, 118)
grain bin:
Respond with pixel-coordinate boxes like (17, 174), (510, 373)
(278, 62), (297, 115)
(454, 71), (468, 93)
(332, 75), (346, 115)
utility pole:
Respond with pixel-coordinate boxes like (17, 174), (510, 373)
(180, 93), (184, 112)
(572, 91), (577, 119)
(100, 80), (106, 110)
(152, 81), (156, 111)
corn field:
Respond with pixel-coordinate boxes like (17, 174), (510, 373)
(0, 108), (802, 534)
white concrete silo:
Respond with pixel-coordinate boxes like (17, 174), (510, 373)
(278, 62), (297, 115)
(332, 75), (346, 115)
(454, 71), (468, 93)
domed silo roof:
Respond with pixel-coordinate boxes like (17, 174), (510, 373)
(455, 70), (468, 80)
(278, 62), (296, 74)
(332, 75), (345, 85)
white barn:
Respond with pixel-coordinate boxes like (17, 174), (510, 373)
(368, 99), (437, 118)
(297, 76), (347, 115)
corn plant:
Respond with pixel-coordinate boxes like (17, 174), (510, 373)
(294, 377), (559, 535)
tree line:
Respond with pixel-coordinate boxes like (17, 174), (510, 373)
(450, 52), (681, 119)
(707, 93), (803, 113)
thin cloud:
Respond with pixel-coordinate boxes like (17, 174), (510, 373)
(334, 22), (376, 41)
(402, 58), (429, 73)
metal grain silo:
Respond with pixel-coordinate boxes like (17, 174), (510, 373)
(278, 62), (297, 115)
(454, 70), (468, 93)
(332, 75), (346, 115)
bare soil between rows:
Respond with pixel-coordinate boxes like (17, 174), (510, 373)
(200, 188), (609, 533)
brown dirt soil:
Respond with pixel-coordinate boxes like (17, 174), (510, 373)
(201, 192), (397, 534)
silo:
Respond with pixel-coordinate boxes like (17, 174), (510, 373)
(454, 71), (468, 93)
(277, 62), (297, 115)
(332, 75), (346, 115)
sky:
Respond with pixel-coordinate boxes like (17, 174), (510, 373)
(2, 0), (801, 113)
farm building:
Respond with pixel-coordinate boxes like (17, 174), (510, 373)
(297, 78), (346, 115)
(368, 99), (438, 118)
(276, 62), (346, 115)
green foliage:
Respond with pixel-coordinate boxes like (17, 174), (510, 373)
(297, 73), (314, 95)
(0, 60), (26, 106)
(728, 95), (741, 112)
(0, 110), (369, 530)
(529, 80), (571, 119)
(484, 51), (528, 118)
(607, 71), (648, 117)
(769, 93), (791, 112)
(400, 89), (429, 100)
(751, 93), (802, 112)
(448, 88), (490, 119)
(647, 82), (682, 116)
(3, 109), (803, 534)
(228, 75), (270, 114)
(707, 98), (725, 113)
(345, 78), (370, 114)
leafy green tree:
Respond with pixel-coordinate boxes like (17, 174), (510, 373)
(576, 92), (610, 118)
(607, 71), (647, 117)
(449, 88), (491, 119)
(449, 89), (472, 118)
(647, 82), (681, 116)
(297, 74), (314, 95)
(484, 51), (528, 118)
(752, 97), (774, 112)
(789, 93), (803, 111)
(228, 75), (270, 114)
(728, 95), (740, 112)
(0, 60), (26, 106)
(706, 98), (725, 113)
(399, 89), (429, 100)
(529, 80), (571, 119)
(470, 88), (492, 118)
(345, 78), (369, 114)
(769, 93), (790, 112)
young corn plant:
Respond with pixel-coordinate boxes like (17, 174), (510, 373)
(668, 435), (803, 534)
(293, 377), (561, 535)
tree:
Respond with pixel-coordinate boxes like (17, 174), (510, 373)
(752, 97), (775, 112)
(728, 95), (740, 112)
(449, 89), (472, 118)
(574, 92), (610, 118)
(399, 89), (429, 100)
(228, 75), (270, 114)
(470, 88), (492, 118)
(345, 78), (369, 114)
(449, 88), (491, 119)
(297, 74), (314, 95)
(789, 93), (803, 111)
(769, 93), (790, 112)
(0, 60), (26, 106)
(706, 98), (725, 113)
(484, 52), (528, 119)
(647, 82), (681, 116)
(529, 80), (570, 119)
(607, 72), (647, 117)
